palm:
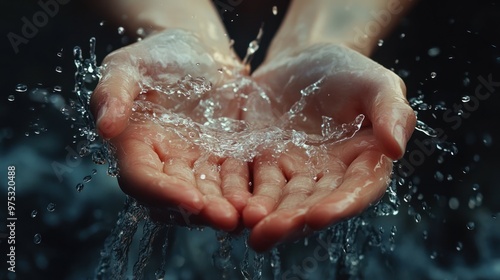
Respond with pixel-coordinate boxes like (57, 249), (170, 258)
(242, 44), (416, 251)
(91, 30), (251, 231)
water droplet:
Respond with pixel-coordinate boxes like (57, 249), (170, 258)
(33, 233), (42, 244)
(397, 69), (410, 78)
(473, 154), (480, 162)
(414, 213), (422, 223)
(7, 95), (15, 101)
(46, 203), (56, 212)
(15, 83), (28, 92)
(422, 230), (428, 240)
(430, 72), (437, 79)
(482, 133), (493, 147)
(136, 27), (145, 36)
(55, 66), (63, 73)
(83, 175), (92, 183)
(117, 26), (125, 35)
(31, 210), (38, 218)
(463, 77), (471, 86)
(434, 171), (444, 182)
(448, 197), (460, 210)
(428, 47), (441, 57)
(107, 164), (119, 177)
(272, 5), (278, 15)
(415, 120), (438, 137)
(466, 222), (475, 230)
(200, 174), (206, 180)
(155, 269), (165, 279)
(377, 39), (384, 47)
(76, 183), (84, 192)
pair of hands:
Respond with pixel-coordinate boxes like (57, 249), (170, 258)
(90, 29), (415, 252)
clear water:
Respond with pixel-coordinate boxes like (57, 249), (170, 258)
(44, 31), (496, 279)
(5, 6), (499, 279)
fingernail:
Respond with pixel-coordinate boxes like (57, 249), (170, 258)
(96, 101), (108, 126)
(393, 124), (406, 155)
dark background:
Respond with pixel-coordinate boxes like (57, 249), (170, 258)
(1, 0), (499, 279)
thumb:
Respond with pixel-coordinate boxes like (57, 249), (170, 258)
(90, 52), (141, 139)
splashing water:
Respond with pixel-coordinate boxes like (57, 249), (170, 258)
(58, 29), (495, 279)
(62, 37), (390, 279)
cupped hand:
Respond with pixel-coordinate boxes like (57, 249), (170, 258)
(90, 29), (252, 231)
(242, 44), (416, 251)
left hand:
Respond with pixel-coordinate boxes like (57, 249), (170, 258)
(241, 44), (416, 251)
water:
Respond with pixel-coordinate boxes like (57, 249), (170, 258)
(28, 32), (495, 280)
(4, 2), (499, 279)
(75, 36), (373, 279)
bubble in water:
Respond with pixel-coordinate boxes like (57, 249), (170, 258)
(55, 66), (63, 73)
(31, 210), (38, 218)
(272, 5), (278, 15)
(430, 72), (437, 78)
(472, 183), (480, 191)
(466, 222), (475, 230)
(53, 85), (62, 92)
(34, 233), (42, 244)
(461, 95), (471, 102)
(377, 39), (384, 47)
(76, 183), (84, 192)
(427, 47), (441, 57)
(200, 174), (206, 180)
(7, 95), (15, 101)
(399, 33), (406, 39)
(456, 242), (463, 251)
(91, 168), (97, 175)
(46, 203), (56, 212)
(118, 26), (125, 35)
(99, 20), (105, 26)
(15, 83), (28, 92)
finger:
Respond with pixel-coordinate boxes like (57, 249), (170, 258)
(193, 156), (239, 231)
(115, 135), (204, 213)
(363, 74), (416, 160)
(305, 150), (393, 230)
(242, 154), (286, 228)
(220, 158), (252, 213)
(248, 208), (308, 252)
(90, 50), (141, 139)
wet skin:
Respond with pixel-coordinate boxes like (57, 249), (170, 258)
(90, 30), (416, 252)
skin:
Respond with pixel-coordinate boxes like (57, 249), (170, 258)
(90, 0), (417, 251)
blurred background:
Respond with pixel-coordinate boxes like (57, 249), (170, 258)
(1, 0), (499, 279)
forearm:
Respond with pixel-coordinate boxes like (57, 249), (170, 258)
(268, 0), (416, 58)
(93, 0), (230, 51)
